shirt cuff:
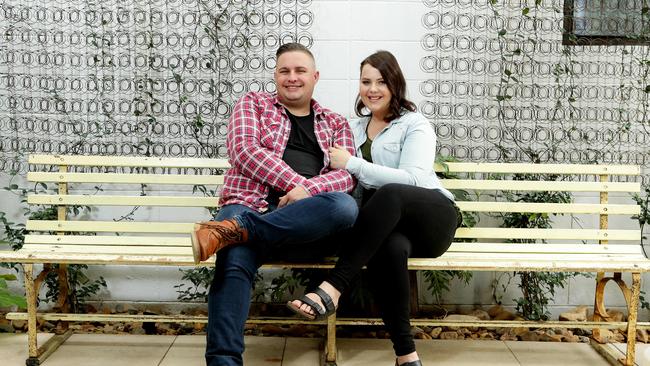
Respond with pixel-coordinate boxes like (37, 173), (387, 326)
(345, 156), (363, 176)
(301, 180), (321, 196)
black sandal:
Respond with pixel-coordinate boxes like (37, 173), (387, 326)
(286, 287), (337, 320)
(396, 360), (422, 366)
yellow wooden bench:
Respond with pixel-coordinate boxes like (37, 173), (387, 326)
(1, 154), (649, 366)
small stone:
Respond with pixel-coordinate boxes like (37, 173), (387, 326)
(131, 326), (146, 335)
(519, 330), (542, 342)
(103, 325), (117, 334)
(499, 332), (518, 341)
(539, 331), (563, 342)
(411, 326), (426, 335)
(563, 334), (581, 342)
(605, 309), (626, 322)
(493, 310), (517, 321)
(11, 320), (26, 330)
(480, 332), (495, 340)
(81, 324), (96, 332)
(559, 312), (586, 322)
(42, 321), (56, 331)
(429, 327), (442, 339)
(487, 305), (504, 318)
(467, 309), (491, 320)
(0, 319), (15, 333)
(442, 314), (481, 331)
(440, 331), (460, 340)
(194, 323), (206, 332)
(559, 306), (588, 322)
(638, 329), (649, 343)
(414, 332), (432, 339)
(579, 336), (590, 343)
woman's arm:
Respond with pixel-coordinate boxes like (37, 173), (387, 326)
(345, 116), (436, 189)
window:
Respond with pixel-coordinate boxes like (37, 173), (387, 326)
(563, 0), (650, 45)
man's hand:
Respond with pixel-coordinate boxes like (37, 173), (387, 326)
(328, 144), (352, 170)
(278, 186), (311, 208)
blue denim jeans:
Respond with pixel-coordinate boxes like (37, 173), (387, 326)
(205, 191), (358, 366)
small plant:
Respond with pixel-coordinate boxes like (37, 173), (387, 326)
(632, 182), (650, 247)
(0, 273), (27, 309)
(492, 173), (590, 320)
(174, 267), (215, 302)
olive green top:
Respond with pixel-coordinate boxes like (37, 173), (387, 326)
(360, 137), (373, 163)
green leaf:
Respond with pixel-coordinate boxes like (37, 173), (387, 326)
(522, 7), (530, 16)
(0, 274), (17, 281)
(498, 29), (507, 36)
(645, 85), (650, 93)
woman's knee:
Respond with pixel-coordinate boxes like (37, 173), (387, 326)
(369, 232), (410, 267)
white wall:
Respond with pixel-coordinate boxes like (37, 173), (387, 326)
(1, 0), (649, 320)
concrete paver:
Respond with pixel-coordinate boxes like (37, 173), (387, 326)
(0, 333), (619, 365)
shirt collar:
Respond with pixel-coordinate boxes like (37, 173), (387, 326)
(271, 92), (325, 118)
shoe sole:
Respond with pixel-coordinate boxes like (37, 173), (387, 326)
(190, 224), (201, 264)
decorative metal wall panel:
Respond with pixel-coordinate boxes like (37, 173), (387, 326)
(421, 0), (650, 183)
(0, 0), (313, 173)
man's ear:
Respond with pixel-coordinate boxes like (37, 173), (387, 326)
(314, 70), (320, 83)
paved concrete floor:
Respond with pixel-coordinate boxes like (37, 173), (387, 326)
(1, 332), (648, 365)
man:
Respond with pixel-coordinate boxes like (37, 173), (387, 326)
(191, 43), (358, 366)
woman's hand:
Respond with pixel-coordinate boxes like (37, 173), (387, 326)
(328, 144), (352, 170)
(329, 145), (352, 169)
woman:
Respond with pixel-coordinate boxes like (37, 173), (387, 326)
(287, 51), (461, 366)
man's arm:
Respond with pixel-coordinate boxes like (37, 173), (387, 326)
(302, 114), (356, 195)
(227, 92), (308, 192)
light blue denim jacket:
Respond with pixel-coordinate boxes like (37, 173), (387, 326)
(345, 110), (454, 201)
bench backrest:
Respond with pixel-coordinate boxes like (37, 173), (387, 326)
(24, 155), (642, 259)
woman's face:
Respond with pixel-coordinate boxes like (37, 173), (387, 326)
(359, 64), (392, 118)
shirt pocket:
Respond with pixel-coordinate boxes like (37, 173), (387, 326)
(259, 113), (284, 149)
(380, 143), (401, 167)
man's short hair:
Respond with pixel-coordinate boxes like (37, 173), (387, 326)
(276, 42), (314, 61)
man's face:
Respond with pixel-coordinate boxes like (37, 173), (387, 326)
(274, 51), (319, 108)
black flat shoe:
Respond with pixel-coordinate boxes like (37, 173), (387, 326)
(396, 360), (422, 366)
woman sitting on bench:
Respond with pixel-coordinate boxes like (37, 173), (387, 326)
(287, 50), (462, 366)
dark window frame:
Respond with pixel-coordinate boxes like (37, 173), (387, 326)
(563, 0), (650, 46)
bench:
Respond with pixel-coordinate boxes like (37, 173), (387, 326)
(1, 154), (649, 366)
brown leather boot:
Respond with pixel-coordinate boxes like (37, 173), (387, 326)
(191, 219), (248, 264)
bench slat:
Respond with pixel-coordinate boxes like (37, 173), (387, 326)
(23, 236), (643, 256)
(29, 154), (230, 169)
(21, 245), (191, 256)
(28, 195), (220, 207)
(448, 243), (644, 255)
(19, 245), (646, 262)
(455, 227), (640, 241)
(455, 202), (640, 215)
(25, 235), (189, 246)
(436, 162), (640, 175)
(27, 172), (225, 185)
(27, 220), (193, 233)
(26, 220), (640, 241)
(26, 195), (642, 214)
(440, 179), (640, 192)
(3, 250), (648, 272)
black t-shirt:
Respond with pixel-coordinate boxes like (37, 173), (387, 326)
(267, 108), (324, 204)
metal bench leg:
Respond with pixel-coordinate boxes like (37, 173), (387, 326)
(325, 312), (337, 366)
(623, 273), (641, 366)
(25, 264), (39, 366)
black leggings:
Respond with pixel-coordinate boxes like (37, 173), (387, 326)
(327, 183), (459, 356)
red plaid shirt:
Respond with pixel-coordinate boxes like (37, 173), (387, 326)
(219, 91), (356, 211)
